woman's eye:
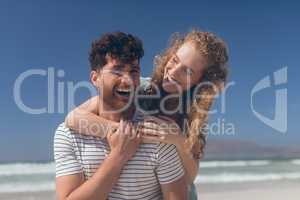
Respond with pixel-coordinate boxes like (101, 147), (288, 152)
(170, 57), (178, 64)
(185, 68), (193, 75)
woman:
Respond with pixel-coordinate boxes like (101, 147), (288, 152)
(65, 29), (228, 199)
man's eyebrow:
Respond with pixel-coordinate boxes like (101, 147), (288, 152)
(131, 65), (140, 70)
(112, 64), (140, 71)
(112, 64), (124, 70)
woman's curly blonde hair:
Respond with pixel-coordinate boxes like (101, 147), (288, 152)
(150, 29), (229, 159)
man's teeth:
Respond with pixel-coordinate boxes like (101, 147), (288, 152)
(117, 89), (130, 92)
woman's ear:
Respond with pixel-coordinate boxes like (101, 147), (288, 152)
(90, 70), (100, 88)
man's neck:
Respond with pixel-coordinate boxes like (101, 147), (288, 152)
(98, 100), (136, 122)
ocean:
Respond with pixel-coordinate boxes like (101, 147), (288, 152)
(0, 158), (300, 193)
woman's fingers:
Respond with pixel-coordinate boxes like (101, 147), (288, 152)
(140, 121), (171, 131)
(141, 135), (162, 143)
(139, 122), (173, 136)
(140, 128), (161, 136)
(140, 122), (161, 130)
(143, 115), (165, 124)
(140, 128), (168, 142)
(156, 115), (175, 123)
(142, 116), (179, 132)
(157, 115), (180, 130)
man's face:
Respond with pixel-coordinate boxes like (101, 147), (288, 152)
(91, 55), (140, 112)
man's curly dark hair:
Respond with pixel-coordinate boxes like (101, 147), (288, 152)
(89, 32), (144, 71)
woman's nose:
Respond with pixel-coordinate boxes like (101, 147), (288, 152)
(169, 64), (180, 77)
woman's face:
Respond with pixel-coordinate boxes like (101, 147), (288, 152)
(162, 42), (208, 93)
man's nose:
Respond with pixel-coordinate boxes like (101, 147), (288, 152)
(120, 73), (132, 86)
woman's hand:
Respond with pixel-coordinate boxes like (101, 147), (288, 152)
(139, 115), (185, 147)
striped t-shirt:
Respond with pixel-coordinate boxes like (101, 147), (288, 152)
(54, 122), (185, 200)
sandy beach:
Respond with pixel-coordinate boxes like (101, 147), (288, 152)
(197, 180), (300, 200)
(1, 180), (299, 200)
(0, 190), (55, 200)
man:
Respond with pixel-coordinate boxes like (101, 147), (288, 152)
(54, 32), (187, 200)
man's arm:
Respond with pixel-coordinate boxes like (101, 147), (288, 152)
(156, 143), (188, 200)
(161, 177), (187, 200)
(56, 151), (128, 200)
(54, 122), (140, 200)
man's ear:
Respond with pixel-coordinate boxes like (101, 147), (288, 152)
(90, 70), (100, 87)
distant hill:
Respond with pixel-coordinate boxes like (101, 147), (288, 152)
(204, 139), (300, 160)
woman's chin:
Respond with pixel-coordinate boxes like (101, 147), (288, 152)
(162, 83), (178, 94)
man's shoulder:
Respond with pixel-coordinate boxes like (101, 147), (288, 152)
(156, 142), (178, 156)
(54, 122), (88, 142)
(54, 122), (106, 144)
(54, 122), (75, 143)
(55, 122), (73, 136)
(139, 142), (177, 156)
(157, 142), (177, 149)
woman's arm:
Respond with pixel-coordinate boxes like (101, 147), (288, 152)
(65, 96), (118, 138)
(139, 116), (199, 184)
(174, 137), (199, 184)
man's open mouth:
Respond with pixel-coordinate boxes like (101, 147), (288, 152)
(114, 88), (132, 100)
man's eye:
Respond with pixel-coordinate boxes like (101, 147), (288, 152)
(131, 70), (140, 74)
(110, 70), (122, 75)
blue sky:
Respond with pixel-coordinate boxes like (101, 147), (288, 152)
(0, 0), (299, 162)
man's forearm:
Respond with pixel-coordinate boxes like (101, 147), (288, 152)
(161, 177), (188, 200)
(65, 151), (126, 200)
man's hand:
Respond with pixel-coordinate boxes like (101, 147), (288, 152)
(107, 119), (141, 163)
(55, 120), (141, 200)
